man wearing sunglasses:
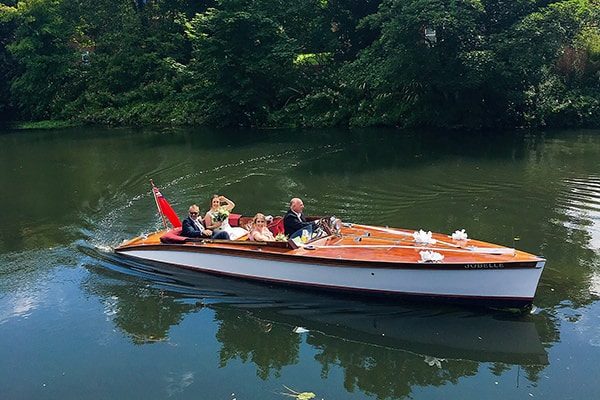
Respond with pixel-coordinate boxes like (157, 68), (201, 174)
(181, 204), (230, 239)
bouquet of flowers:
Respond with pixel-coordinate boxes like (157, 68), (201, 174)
(212, 207), (230, 222)
(274, 233), (288, 242)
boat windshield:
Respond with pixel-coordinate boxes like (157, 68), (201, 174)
(289, 217), (333, 244)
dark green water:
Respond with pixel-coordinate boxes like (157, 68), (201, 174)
(0, 127), (599, 400)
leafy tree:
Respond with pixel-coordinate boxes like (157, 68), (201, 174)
(310, 0), (495, 128)
(1, 0), (599, 128)
(523, 0), (600, 127)
(185, 0), (300, 127)
(289, 0), (600, 129)
(0, 3), (20, 118)
(7, 0), (84, 120)
(72, 0), (206, 124)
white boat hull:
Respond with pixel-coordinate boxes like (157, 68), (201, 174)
(116, 245), (545, 307)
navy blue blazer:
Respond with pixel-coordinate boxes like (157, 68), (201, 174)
(283, 209), (314, 236)
(181, 216), (209, 238)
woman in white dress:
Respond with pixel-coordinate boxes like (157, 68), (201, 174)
(203, 194), (246, 239)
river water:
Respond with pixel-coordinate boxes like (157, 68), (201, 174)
(0, 127), (598, 400)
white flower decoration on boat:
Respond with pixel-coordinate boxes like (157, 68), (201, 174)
(451, 229), (468, 241)
(419, 250), (444, 263)
(413, 229), (436, 244)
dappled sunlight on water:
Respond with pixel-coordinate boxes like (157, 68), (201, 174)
(559, 176), (600, 249)
(0, 290), (39, 324)
(555, 175), (600, 297)
(0, 248), (88, 327)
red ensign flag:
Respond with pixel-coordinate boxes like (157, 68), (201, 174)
(152, 184), (182, 228)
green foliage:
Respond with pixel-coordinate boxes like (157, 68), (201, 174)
(185, 2), (300, 127)
(511, 0), (600, 127)
(0, 4), (19, 116)
(292, 0), (600, 129)
(1, 0), (599, 129)
(6, 0), (80, 119)
(14, 120), (76, 129)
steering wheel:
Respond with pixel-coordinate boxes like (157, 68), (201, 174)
(315, 217), (332, 236)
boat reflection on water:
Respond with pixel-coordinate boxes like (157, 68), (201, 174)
(247, 302), (550, 366)
(89, 246), (550, 368)
(209, 304), (550, 398)
(83, 245), (554, 398)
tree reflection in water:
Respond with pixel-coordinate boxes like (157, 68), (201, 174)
(215, 308), (301, 380)
(212, 303), (548, 399)
(86, 257), (553, 400)
(85, 269), (203, 345)
(110, 287), (203, 345)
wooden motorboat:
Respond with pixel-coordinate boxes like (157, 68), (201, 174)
(115, 220), (545, 310)
(114, 181), (545, 309)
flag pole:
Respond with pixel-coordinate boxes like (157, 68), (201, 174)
(150, 179), (169, 230)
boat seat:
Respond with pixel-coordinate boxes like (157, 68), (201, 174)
(160, 224), (248, 243)
(160, 227), (187, 244)
(268, 216), (285, 235)
(228, 213), (242, 227)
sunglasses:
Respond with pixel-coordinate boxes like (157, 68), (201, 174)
(189, 212), (199, 215)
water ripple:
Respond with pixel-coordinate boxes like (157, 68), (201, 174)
(559, 175), (600, 252)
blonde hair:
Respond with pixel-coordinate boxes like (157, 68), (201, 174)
(253, 213), (266, 224)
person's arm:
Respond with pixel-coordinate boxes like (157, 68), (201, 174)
(263, 229), (275, 241)
(220, 196), (235, 211)
(195, 218), (213, 237)
(284, 212), (304, 236)
(247, 230), (258, 241)
(180, 219), (191, 235)
(252, 229), (273, 241)
(181, 219), (201, 238)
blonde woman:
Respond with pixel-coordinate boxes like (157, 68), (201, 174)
(248, 213), (275, 242)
